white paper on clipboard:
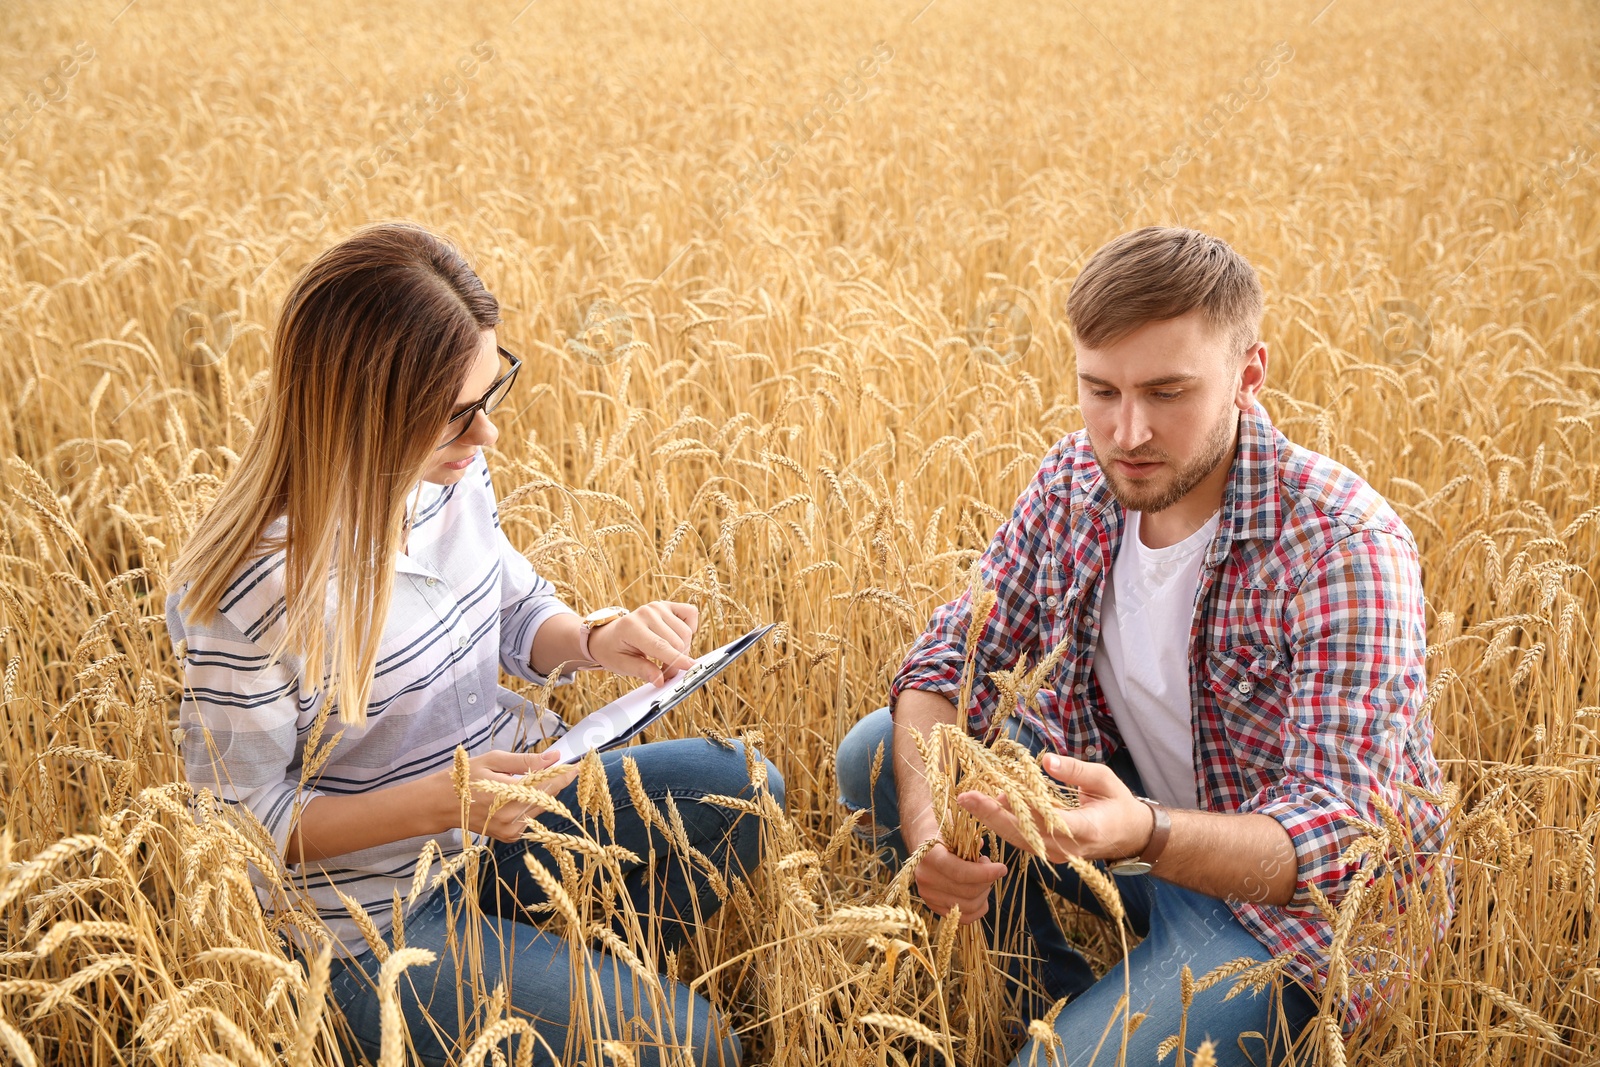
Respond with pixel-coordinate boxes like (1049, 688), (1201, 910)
(542, 623), (774, 766)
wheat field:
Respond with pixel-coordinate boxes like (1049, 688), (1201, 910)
(2, 0), (1598, 1063)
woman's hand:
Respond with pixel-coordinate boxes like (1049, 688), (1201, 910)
(429, 748), (580, 843)
(586, 601), (700, 686)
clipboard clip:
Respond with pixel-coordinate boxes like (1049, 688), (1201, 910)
(645, 622), (775, 717)
(676, 658), (717, 689)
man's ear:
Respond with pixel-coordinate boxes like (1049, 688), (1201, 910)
(1236, 341), (1268, 410)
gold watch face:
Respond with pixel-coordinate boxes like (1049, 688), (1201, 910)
(583, 606), (629, 627)
(1108, 859), (1152, 877)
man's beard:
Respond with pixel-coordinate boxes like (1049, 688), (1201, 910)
(1092, 407), (1238, 513)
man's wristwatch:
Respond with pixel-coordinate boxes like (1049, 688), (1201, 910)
(1107, 797), (1171, 876)
(577, 606), (629, 664)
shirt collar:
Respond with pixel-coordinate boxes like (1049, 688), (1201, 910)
(1219, 400), (1283, 549)
(394, 548), (434, 577)
(395, 480), (436, 577)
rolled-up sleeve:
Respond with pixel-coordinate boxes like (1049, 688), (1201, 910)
(478, 465), (581, 687)
(1243, 529), (1428, 912)
(889, 438), (1066, 737)
(165, 587), (325, 872)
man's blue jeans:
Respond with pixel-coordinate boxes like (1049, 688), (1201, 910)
(303, 738), (781, 1067)
(836, 708), (1317, 1067)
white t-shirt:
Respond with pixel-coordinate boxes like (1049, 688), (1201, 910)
(1092, 506), (1222, 810)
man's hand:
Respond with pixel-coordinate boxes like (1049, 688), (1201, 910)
(956, 753), (1153, 864)
(910, 837), (1009, 923)
(891, 689), (1011, 923)
(958, 754), (1301, 905)
(586, 601), (699, 686)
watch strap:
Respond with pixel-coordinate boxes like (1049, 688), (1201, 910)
(1136, 797), (1171, 865)
(577, 606), (628, 664)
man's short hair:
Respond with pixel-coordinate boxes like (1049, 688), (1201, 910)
(1066, 226), (1264, 355)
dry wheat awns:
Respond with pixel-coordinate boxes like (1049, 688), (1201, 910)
(1, 0), (1596, 1063)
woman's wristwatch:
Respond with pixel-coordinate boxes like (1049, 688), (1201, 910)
(576, 606), (629, 664)
(1106, 797), (1171, 876)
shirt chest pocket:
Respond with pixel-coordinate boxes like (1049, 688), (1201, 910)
(1203, 643), (1288, 765)
(1030, 552), (1078, 658)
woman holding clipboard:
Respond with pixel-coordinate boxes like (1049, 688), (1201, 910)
(164, 222), (780, 1066)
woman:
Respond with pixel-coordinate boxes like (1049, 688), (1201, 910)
(164, 221), (779, 1066)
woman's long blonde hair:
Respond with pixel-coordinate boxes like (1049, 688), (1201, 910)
(171, 222), (500, 726)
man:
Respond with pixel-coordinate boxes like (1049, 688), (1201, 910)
(835, 226), (1453, 1065)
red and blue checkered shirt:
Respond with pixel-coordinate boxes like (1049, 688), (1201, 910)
(890, 401), (1454, 1029)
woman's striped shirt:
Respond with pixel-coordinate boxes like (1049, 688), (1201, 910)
(164, 451), (577, 956)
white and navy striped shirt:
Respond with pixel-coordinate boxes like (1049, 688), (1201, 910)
(164, 451), (577, 956)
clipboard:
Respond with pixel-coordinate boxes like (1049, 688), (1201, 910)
(541, 623), (776, 765)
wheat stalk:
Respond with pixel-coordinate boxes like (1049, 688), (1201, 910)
(3, 9), (1599, 1063)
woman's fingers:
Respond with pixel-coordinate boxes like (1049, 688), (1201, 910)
(648, 631), (696, 675)
(437, 748), (574, 842)
(636, 601), (700, 655)
(519, 752), (573, 786)
(591, 609), (696, 684)
(511, 802), (543, 836)
(491, 763), (580, 841)
(667, 600), (699, 633)
(474, 758), (579, 841)
(479, 747), (556, 779)
(488, 809), (538, 843)
(638, 612), (691, 657)
(626, 628), (695, 685)
(644, 601), (694, 648)
(641, 605), (696, 669)
(585, 601), (708, 685)
(548, 763), (580, 796)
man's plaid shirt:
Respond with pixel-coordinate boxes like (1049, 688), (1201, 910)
(890, 401), (1454, 1028)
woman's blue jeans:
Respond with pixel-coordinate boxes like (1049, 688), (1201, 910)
(836, 708), (1317, 1067)
(301, 738), (781, 1067)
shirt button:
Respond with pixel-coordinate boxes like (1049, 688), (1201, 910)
(1073, 682), (1086, 694)
(1045, 595), (1058, 607)
(1237, 680), (1253, 696)
(459, 636), (469, 648)
(1084, 744), (1099, 758)
(467, 693), (477, 705)
(426, 577), (437, 587)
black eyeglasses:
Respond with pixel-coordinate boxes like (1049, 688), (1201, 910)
(437, 345), (521, 450)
